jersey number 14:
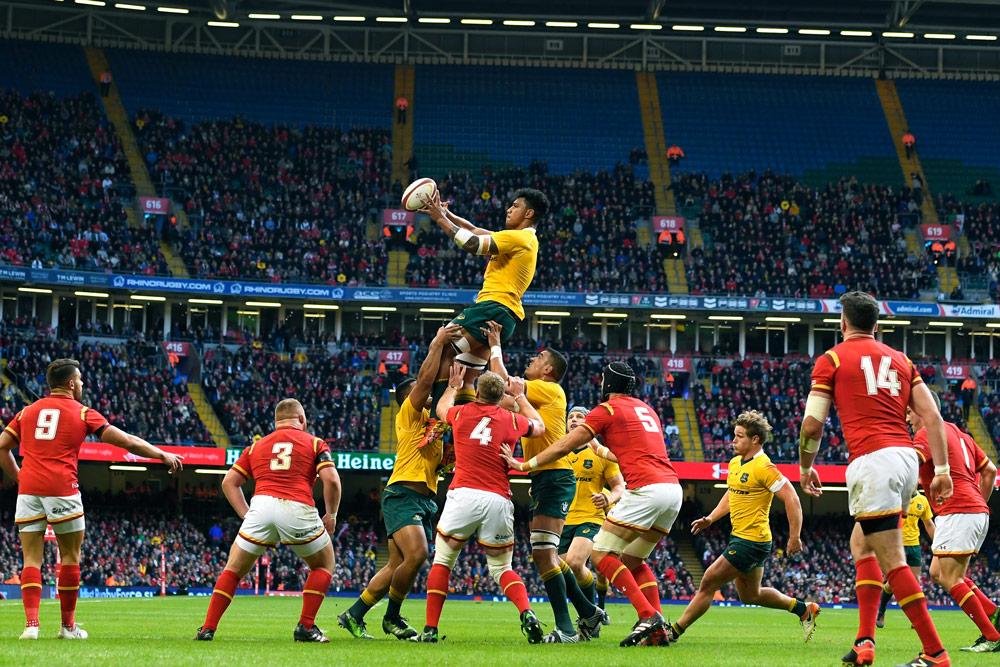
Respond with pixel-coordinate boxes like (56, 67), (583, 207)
(860, 355), (901, 397)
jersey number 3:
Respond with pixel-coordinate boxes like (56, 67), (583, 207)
(270, 442), (293, 470)
(860, 355), (901, 397)
(34, 408), (60, 440)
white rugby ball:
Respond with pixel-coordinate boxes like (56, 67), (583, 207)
(402, 177), (438, 212)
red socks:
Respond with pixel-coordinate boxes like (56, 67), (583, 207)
(499, 570), (531, 614)
(966, 577), (998, 617)
(887, 565), (944, 656)
(203, 569), (240, 631)
(854, 556), (883, 641)
(21, 566), (42, 627)
(299, 568), (332, 629)
(425, 564), (451, 628)
(596, 556), (656, 619)
(630, 562), (662, 613)
(950, 581), (1000, 641)
(58, 564), (81, 628)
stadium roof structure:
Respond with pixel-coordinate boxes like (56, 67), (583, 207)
(7, 0), (1000, 76)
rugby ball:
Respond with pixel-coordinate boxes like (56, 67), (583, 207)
(402, 177), (438, 212)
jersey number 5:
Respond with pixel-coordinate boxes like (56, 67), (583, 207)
(270, 442), (293, 470)
(34, 408), (60, 440)
(634, 406), (659, 433)
(860, 355), (901, 397)
(470, 417), (493, 446)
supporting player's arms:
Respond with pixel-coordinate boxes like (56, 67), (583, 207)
(484, 320), (510, 381)
(506, 376), (545, 437)
(691, 491), (730, 535)
(979, 459), (997, 503)
(775, 482), (803, 555)
(909, 382), (953, 503)
(410, 325), (463, 409)
(503, 424), (589, 472)
(435, 363), (466, 421)
(318, 465), (342, 534)
(221, 467), (250, 519)
(101, 425), (184, 473)
(0, 430), (19, 483)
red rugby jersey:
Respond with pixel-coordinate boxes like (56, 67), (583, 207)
(5, 395), (108, 497)
(810, 337), (921, 462)
(914, 422), (990, 516)
(581, 395), (678, 489)
(446, 402), (532, 499)
(232, 428), (333, 506)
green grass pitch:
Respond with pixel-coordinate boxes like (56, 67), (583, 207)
(0, 596), (986, 666)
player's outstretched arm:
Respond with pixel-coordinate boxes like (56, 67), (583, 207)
(910, 382), (953, 503)
(776, 482), (804, 555)
(0, 430), (20, 483)
(691, 492), (730, 535)
(319, 466), (342, 535)
(435, 363), (466, 421)
(410, 325), (462, 409)
(506, 376), (544, 437)
(421, 191), (499, 256)
(502, 424), (589, 472)
(100, 425), (184, 473)
(484, 321), (510, 381)
(221, 468), (250, 519)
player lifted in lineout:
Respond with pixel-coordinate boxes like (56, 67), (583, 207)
(414, 366), (546, 644)
(504, 362), (682, 648)
(799, 291), (953, 667)
(338, 325), (461, 640)
(666, 411), (820, 644)
(196, 399), (341, 643)
(485, 323), (609, 642)
(911, 393), (1000, 653)
(0, 358), (184, 640)
(418, 187), (547, 422)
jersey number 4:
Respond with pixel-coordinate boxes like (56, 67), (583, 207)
(860, 355), (901, 397)
(34, 408), (60, 440)
(470, 417), (493, 446)
(270, 442), (293, 470)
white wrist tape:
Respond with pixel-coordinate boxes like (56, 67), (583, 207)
(490, 345), (502, 360)
(934, 464), (951, 476)
(454, 228), (474, 249)
(804, 393), (831, 422)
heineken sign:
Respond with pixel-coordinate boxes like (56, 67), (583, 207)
(225, 448), (395, 472)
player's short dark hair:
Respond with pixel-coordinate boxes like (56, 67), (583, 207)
(543, 348), (568, 382)
(46, 358), (80, 389)
(735, 410), (773, 445)
(514, 188), (549, 223)
(840, 291), (879, 332)
(395, 377), (416, 406)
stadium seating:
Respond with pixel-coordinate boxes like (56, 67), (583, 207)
(941, 198), (1000, 301)
(0, 89), (165, 275)
(200, 342), (383, 451)
(675, 171), (935, 299)
(0, 41), (93, 96)
(1, 331), (211, 446)
(414, 66), (644, 176)
(657, 72), (897, 180)
(405, 161), (665, 293)
(107, 50), (394, 128)
(134, 110), (390, 285)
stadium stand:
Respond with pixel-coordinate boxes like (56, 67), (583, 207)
(133, 111), (390, 285)
(940, 198), (1000, 301)
(0, 331), (211, 446)
(674, 171), (935, 299)
(657, 73), (898, 182)
(0, 41), (94, 96)
(414, 66), (644, 176)
(0, 89), (165, 275)
(405, 161), (665, 293)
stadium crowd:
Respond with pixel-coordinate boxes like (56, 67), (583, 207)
(0, 331), (211, 446)
(133, 110), (389, 285)
(0, 90), (166, 275)
(941, 198), (1000, 302)
(673, 171), (937, 300)
(405, 161), (668, 294)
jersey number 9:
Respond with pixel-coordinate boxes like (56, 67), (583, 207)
(34, 408), (60, 441)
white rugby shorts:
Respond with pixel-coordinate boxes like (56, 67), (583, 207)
(846, 446), (918, 520)
(15, 493), (85, 534)
(932, 513), (989, 556)
(605, 482), (683, 534)
(235, 494), (330, 557)
(436, 487), (515, 548)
